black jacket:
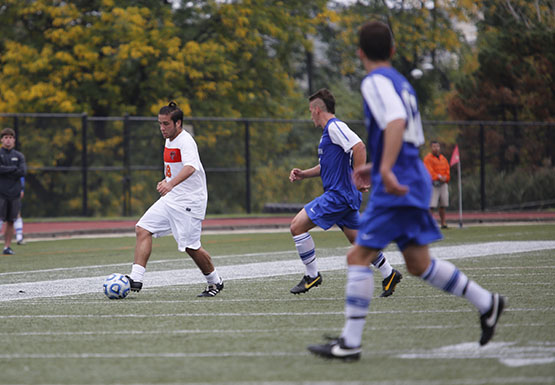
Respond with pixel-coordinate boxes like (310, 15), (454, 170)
(0, 147), (26, 199)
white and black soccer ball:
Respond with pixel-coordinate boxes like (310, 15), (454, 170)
(103, 273), (131, 300)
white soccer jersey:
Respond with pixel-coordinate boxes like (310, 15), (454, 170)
(161, 130), (207, 219)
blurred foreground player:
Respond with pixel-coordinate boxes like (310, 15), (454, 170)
(308, 20), (505, 361)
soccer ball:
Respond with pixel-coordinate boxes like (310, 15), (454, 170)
(103, 273), (131, 299)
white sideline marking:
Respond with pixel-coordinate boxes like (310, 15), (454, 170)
(0, 249), (304, 277)
(1, 307), (552, 320)
(2, 323), (551, 337)
(0, 351), (307, 359)
(1, 241), (554, 302)
(398, 341), (555, 368)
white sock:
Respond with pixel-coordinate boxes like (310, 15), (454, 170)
(371, 251), (393, 279)
(14, 217), (23, 242)
(204, 270), (222, 285)
(421, 258), (492, 314)
(129, 264), (146, 282)
(341, 265), (373, 348)
(293, 232), (318, 278)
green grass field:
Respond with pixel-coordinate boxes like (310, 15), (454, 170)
(1, 224), (554, 385)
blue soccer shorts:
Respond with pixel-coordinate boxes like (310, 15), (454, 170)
(356, 206), (442, 251)
(304, 191), (360, 231)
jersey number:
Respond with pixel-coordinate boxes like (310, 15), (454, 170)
(401, 89), (425, 147)
(165, 165), (171, 178)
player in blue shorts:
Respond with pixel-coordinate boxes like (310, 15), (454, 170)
(308, 20), (505, 360)
(289, 88), (402, 297)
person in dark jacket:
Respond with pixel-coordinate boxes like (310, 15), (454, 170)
(0, 128), (26, 255)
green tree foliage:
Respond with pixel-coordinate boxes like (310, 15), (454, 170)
(309, 0), (472, 118)
(0, 0), (335, 216)
(447, 0), (554, 176)
(448, 0), (554, 121)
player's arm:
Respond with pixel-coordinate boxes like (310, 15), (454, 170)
(423, 155), (438, 181)
(353, 162), (372, 191)
(289, 164), (320, 182)
(157, 165), (195, 196)
(14, 153), (26, 178)
(351, 142), (370, 192)
(0, 155), (16, 174)
(380, 118), (409, 196)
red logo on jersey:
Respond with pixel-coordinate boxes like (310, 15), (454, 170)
(164, 148), (182, 163)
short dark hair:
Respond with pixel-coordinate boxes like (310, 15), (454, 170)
(1, 128), (15, 138)
(359, 20), (393, 61)
(430, 140), (439, 145)
(308, 88), (335, 114)
(159, 101), (183, 125)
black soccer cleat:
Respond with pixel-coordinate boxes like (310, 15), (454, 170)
(197, 280), (224, 297)
(307, 337), (361, 361)
(125, 275), (143, 292)
(290, 273), (322, 294)
(2, 247), (14, 255)
(380, 269), (402, 297)
(479, 293), (506, 346)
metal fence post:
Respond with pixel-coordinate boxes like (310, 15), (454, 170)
(244, 119), (251, 213)
(13, 116), (20, 151)
(480, 123), (486, 211)
(81, 113), (88, 216)
(123, 114), (131, 216)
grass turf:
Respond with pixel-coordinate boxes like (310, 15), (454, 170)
(1, 224), (554, 384)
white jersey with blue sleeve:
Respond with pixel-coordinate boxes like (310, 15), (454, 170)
(318, 118), (362, 210)
(361, 66), (431, 210)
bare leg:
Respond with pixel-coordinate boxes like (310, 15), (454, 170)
(342, 227), (357, 245)
(290, 208), (316, 236)
(402, 244), (431, 276)
(4, 221), (14, 249)
(133, 226), (153, 267)
(186, 246), (215, 275)
(439, 207), (447, 227)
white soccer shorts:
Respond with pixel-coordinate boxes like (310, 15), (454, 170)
(136, 198), (202, 251)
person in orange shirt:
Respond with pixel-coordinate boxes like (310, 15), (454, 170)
(423, 141), (450, 228)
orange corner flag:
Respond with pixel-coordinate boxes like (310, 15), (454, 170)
(450, 145), (460, 166)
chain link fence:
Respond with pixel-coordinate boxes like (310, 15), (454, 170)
(0, 113), (553, 217)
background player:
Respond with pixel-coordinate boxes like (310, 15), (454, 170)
(289, 88), (402, 297)
(126, 102), (224, 297)
(0, 128), (26, 255)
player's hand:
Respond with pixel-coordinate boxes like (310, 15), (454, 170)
(289, 168), (304, 182)
(356, 184), (370, 192)
(352, 164), (372, 192)
(157, 180), (172, 196)
(381, 170), (409, 196)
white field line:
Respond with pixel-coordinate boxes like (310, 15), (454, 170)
(1, 241), (554, 302)
(8, 291), (555, 306)
(1, 323), (551, 337)
(0, 249), (305, 277)
(2, 379), (552, 385)
(1, 307), (553, 319)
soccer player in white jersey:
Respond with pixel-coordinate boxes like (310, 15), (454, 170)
(289, 88), (402, 297)
(126, 102), (224, 297)
(308, 21), (505, 360)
